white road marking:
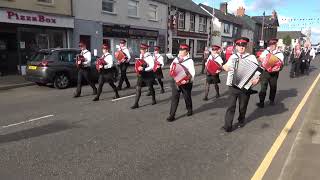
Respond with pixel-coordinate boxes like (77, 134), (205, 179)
(0, 115), (54, 129)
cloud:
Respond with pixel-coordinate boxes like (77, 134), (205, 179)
(226, 0), (247, 14)
(250, 0), (286, 11)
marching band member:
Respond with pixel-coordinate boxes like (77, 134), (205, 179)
(222, 37), (260, 132)
(93, 44), (120, 101)
(203, 45), (223, 101)
(301, 43), (312, 75)
(167, 44), (195, 122)
(131, 43), (157, 109)
(257, 39), (284, 108)
(153, 46), (165, 93)
(117, 39), (131, 90)
(290, 44), (302, 78)
(74, 42), (97, 98)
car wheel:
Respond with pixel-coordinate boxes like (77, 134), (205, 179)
(54, 73), (70, 89)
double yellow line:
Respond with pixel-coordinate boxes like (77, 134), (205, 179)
(251, 73), (320, 180)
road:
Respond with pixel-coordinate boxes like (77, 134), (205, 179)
(0, 57), (319, 180)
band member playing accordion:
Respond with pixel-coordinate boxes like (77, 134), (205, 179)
(93, 44), (120, 101)
(115, 39), (131, 90)
(73, 42), (97, 98)
(222, 37), (260, 132)
(257, 38), (284, 108)
(131, 43), (157, 109)
(203, 45), (223, 101)
(167, 44), (195, 122)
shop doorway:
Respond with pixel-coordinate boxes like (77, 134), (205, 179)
(80, 35), (91, 51)
(0, 32), (18, 75)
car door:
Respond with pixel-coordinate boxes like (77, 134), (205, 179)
(57, 50), (79, 82)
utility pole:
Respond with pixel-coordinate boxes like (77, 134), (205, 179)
(260, 11), (265, 47)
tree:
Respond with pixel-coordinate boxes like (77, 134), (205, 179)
(283, 35), (292, 46)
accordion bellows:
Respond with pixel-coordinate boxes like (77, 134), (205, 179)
(261, 53), (282, 72)
(207, 60), (221, 75)
(115, 50), (126, 62)
(96, 57), (106, 72)
(170, 63), (191, 86)
(135, 59), (145, 75)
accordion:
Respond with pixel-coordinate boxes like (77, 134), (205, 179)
(76, 55), (85, 68)
(261, 53), (282, 72)
(232, 57), (263, 90)
(135, 59), (146, 75)
(115, 50), (126, 63)
(169, 63), (192, 86)
(206, 60), (222, 75)
(95, 57), (107, 72)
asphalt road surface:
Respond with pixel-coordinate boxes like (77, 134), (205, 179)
(0, 57), (319, 180)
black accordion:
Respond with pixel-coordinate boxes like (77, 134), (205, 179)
(231, 57), (263, 90)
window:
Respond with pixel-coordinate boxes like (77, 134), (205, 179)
(199, 16), (206, 32)
(148, 40), (156, 53)
(233, 26), (238, 36)
(178, 12), (185, 29)
(148, 4), (157, 21)
(102, 0), (115, 13)
(224, 23), (230, 34)
(190, 14), (195, 31)
(128, 0), (139, 17)
(197, 40), (206, 53)
(59, 51), (77, 63)
(37, 0), (53, 4)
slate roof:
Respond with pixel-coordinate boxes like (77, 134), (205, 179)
(168, 0), (211, 17)
(277, 31), (306, 39)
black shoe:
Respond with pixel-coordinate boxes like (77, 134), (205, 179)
(269, 101), (275, 106)
(216, 94), (220, 98)
(131, 104), (139, 109)
(238, 121), (246, 128)
(187, 110), (193, 116)
(160, 89), (165, 94)
(92, 96), (99, 101)
(113, 94), (120, 99)
(73, 94), (80, 98)
(152, 100), (157, 105)
(166, 116), (175, 122)
(203, 97), (208, 101)
(146, 92), (151, 96)
(256, 102), (264, 108)
(221, 126), (232, 132)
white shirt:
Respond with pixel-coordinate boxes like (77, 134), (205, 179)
(102, 53), (114, 69)
(119, 46), (131, 63)
(225, 53), (259, 87)
(154, 53), (164, 68)
(170, 54), (195, 81)
(205, 54), (223, 66)
(81, 49), (91, 67)
(260, 48), (284, 63)
(140, 52), (154, 72)
(310, 48), (316, 59)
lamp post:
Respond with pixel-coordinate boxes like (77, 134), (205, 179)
(260, 11), (265, 47)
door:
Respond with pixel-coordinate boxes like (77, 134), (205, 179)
(189, 39), (194, 58)
(0, 33), (18, 75)
(80, 35), (91, 52)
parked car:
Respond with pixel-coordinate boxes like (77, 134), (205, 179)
(26, 48), (99, 89)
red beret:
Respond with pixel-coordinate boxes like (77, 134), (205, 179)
(179, 44), (190, 51)
(140, 43), (149, 50)
(120, 39), (127, 44)
(268, 38), (278, 45)
(235, 37), (249, 46)
(212, 45), (221, 50)
(102, 44), (109, 50)
(154, 46), (161, 51)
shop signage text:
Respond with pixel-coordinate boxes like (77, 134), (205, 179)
(7, 10), (56, 24)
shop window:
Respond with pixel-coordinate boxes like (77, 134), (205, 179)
(148, 40), (156, 53)
(102, 0), (116, 13)
(128, 0), (139, 17)
(148, 4), (157, 21)
(197, 40), (206, 53)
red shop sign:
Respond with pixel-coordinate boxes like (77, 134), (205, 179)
(6, 10), (56, 24)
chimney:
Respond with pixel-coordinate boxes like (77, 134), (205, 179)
(236, 6), (245, 17)
(272, 10), (277, 19)
(220, 2), (228, 14)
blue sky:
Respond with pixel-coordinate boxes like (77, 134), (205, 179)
(193, 0), (320, 43)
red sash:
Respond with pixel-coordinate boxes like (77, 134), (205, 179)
(206, 58), (221, 75)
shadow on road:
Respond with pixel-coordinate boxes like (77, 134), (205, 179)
(0, 121), (81, 144)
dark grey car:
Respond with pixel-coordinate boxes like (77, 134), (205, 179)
(26, 48), (98, 89)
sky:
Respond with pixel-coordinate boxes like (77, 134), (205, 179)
(192, 0), (320, 44)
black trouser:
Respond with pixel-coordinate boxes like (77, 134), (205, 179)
(118, 62), (130, 88)
(259, 71), (279, 103)
(157, 78), (164, 90)
(301, 61), (307, 74)
(204, 82), (220, 98)
(224, 86), (251, 128)
(201, 59), (206, 74)
(96, 73), (119, 98)
(290, 61), (300, 77)
(169, 81), (193, 117)
(133, 76), (156, 105)
(75, 68), (97, 95)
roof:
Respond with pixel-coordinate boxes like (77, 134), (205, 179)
(169, 0), (211, 17)
(277, 31), (306, 39)
(199, 3), (242, 26)
(252, 16), (279, 27)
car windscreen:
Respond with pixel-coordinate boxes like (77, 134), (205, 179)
(30, 51), (52, 62)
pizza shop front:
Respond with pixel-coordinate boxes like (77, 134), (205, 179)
(0, 8), (73, 75)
